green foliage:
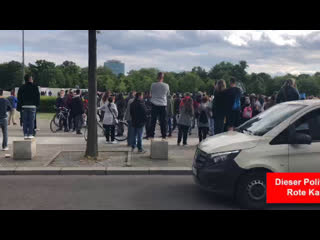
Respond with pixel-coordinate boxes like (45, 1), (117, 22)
(38, 96), (57, 113)
(1, 59), (320, 97)
(296, 77), (320, 96)
(0, 61), (24, 90)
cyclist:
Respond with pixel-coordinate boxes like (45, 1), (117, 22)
(55, 89), (69, 132)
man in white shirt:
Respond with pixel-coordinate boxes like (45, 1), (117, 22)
(149, 72), (170, 140)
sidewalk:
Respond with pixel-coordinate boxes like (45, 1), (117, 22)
(0, 118), (201, 175)
(0, 141), (196, 175)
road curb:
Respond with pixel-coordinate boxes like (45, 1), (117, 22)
(0, 167), (192, 175)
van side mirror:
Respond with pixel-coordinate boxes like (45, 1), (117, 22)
(290, 133), (312, 145)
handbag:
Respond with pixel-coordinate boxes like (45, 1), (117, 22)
(108, 104), (119, 124)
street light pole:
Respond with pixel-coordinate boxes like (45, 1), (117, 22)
(22, 30), (25, 84)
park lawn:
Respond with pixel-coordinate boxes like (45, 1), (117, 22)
(38, 113), (55, 120)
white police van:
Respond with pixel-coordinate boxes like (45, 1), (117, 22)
(193, 100), (320, 209)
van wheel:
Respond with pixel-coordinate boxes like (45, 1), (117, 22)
(236, 171), (267, 209)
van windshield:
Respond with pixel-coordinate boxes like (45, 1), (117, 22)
(236, 103), (306, 136)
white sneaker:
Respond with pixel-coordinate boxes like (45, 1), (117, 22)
(28, 136), (34, 139)
(106, 140), (110, 144)
(2, 147), (9, 151)
(111, 141), (118, 144)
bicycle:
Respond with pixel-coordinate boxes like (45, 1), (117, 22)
(50, 106), (70, 133)
(84, 118), (128, 142)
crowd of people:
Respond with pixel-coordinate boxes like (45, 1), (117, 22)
(55, 88), (88, 134)
(0, 73), (319, 152)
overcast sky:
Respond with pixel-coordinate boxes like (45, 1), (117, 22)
(1, 30), (320, 76)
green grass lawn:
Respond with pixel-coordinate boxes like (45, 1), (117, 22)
(38, 113), (55, 120)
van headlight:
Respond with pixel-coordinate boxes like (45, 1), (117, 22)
(208, 150), (241, 165)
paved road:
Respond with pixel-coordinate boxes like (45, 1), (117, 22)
(0, 175), (319, 210)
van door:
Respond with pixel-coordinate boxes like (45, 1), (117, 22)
(288, 109), (320, 172)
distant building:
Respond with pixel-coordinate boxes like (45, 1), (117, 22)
(104, 60), (125, 76)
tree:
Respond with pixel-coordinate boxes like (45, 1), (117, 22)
(96, 66), (117, 91)
(191, 66), (208, 80)
(178, 72), (204, 93)
(28, 60), (57, 87)
(296, 77), (320, 96)
(85, 30), (98, 159)
(57, 61), (81, 88)
(246, 73), (265, 94)
(0, 61), (23, 90)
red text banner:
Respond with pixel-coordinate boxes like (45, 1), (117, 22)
(267, 173), (320, 204)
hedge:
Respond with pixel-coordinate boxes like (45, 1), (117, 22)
(39, 96), (57, 113)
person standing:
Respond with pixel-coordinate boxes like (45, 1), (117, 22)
(17, 74), (40, 139)
(276, 78), (300, 103)
(70, 89), (85, 135)
(115, 93), (126, 136)
(189, 93), (201, 135)
(149, 72), (170, 140)
(55, 89), (68, 132)
(167, 94), (174, 137)
(197, 96), (211, 142)
(208, 95), (215, 136)
(130, 92), (147, 153)
(99, 96), (118, 144)
(264, 94), (276, 110)
(143, 91), (152, 139)
(66, 89), (74, 131)
(7, 89), (18, 125)
(172, 93), (181, 132)
(125, 91), (136, 146)
(0, 89), (12, 151)
(224, 77), (242, 131)
(177, 93), (194, 146)
(212, 79), (228, 135)
(252, 95), (262, 117)
(241, 97), (252, 124)
(125, 91), (136, 108)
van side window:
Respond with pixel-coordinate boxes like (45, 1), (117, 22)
(270, 128), (289, 145)
(294, 109), (320, 142)
(270, 108), (320, 145)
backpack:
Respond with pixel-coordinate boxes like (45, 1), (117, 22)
(199, 110), (208, 124)
(232, 95), (241, 111)
(242, 106), (252, 119)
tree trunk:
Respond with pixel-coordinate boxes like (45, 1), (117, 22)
(85, 30), (98, 159)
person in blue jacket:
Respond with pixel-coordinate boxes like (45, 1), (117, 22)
(7, 89), (18, 125)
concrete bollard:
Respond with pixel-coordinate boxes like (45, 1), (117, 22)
(150, 140), (168, 160)
(13, 139), (36, 160)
